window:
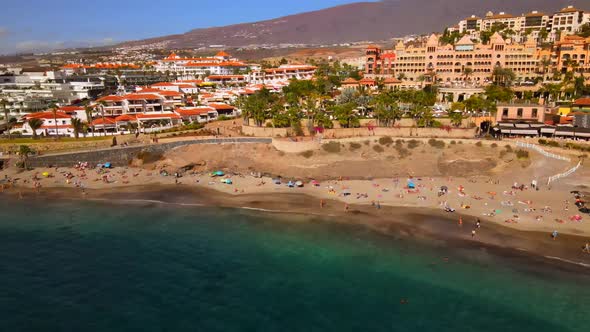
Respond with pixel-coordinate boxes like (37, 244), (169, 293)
(502, 108), (509, 117)
(532, 109), (538, 118)
(517, 108), (523, 118)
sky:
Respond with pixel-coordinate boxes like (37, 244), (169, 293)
(0, 0), (366, 55)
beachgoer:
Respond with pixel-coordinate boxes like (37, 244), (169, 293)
(476, 219), (481, 229)
(344, 204), (349, 212)
(320, 199), (325, 208)
(471, 230), (476, 238)
(583, 242), (590, 253)
(377, 201), (381, 209)
(458, 216), (463, 227)
(551, 230), (558, 240)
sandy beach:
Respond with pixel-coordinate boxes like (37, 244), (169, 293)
(1, 138), (590, 268)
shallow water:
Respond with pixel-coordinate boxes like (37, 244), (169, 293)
(0, 199), (588, 332)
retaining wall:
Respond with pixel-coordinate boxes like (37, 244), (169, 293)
(27, 138), (271, 168)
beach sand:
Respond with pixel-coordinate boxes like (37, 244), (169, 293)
(1, 139), (590, 268)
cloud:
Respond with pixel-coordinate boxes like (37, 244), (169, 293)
(0, 27), (8, 38)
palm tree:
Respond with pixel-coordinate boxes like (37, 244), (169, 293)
(48, 103), (60, 139)
(84, 105), (95, 135)
(18, 145), (32, 169)
(28, 118), (43, 139)
(98, 101), (107, 136)
(71, 118), (83, 139)
(539, 57), (551, 78)
(0, 98), (11, 139)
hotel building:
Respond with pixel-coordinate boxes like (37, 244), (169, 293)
(365, 32), (544, 83)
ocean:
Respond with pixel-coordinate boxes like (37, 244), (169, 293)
(0, 198), (588, 332)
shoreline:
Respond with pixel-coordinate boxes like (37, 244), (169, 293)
(4, 184), (590, 272)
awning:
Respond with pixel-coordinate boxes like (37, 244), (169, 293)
(555, 131), (575, 136)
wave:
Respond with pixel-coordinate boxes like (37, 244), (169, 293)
(543, 255), (590, 268)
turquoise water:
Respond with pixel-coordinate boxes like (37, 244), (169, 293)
(0, 199), (589, 332)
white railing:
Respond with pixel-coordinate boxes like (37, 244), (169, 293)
(548, 161), (582, 185)
(515, 141), (582, 185)
(516, 141), (571, 162)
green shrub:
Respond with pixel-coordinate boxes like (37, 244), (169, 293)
(538, 138), (547, 145)
(322, 142), (341, 153)
(378, 136), (393, 146)
(349, 142), (362, 151)
(475, 141), (483, 147)
(373, 145), (385, 153)
(450, 140), (456, 145)
(505, 144), (513, 152)
(458, 140), (463, 144)
(363, 140), (370, 146)
(428, 138), (445, 149)
(515, 149), (529, 159)
(395, 139), (404, 146)
(491, 143), (498, 148)
(407, 139), (420, 149)
(300, 150), (314, 158)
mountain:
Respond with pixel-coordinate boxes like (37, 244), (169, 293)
(120, 0), (589, 48)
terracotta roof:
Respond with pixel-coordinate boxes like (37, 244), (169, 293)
(58, 106), (84, 112)
(216, 51), (230, 57)
(136, 89), (183, 97)
(342, 78), (359, 84)
(174, 84), (196, 89)
(175, 107), (216, 116)
(524, 11), (545, 17)
(26, 111), (71, 120)
(573, 97), (590, 106)
(114, 114), (137, 122)
(124, 94), (163, 101)
(464, 16), (480, 20)
(359, 78), (376, 84)
(40, 124), (72, 129)
(96, 95), (124, 102)
(91, 117), (116, 126)
(384, 77), (402, 84)
(151, 82), (176, 87)
(61, 63), (84, 69)
(135, 113), (181, 119)
(207, 103), (235, 110)
(208, 75), (246, 80)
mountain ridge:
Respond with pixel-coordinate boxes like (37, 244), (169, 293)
(118, 0), (589, 49)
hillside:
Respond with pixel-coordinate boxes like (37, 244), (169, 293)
(119, 0), (589, 49)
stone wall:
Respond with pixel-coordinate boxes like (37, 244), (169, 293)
(243, 124), (477, 139)
(0, 134), (150, 155)
(321, 127), (477, 139)
(27, 138), (271, 168)
(241, 125), (292, 137)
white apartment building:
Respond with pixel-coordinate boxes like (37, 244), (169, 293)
(154, 51), (253, 80)
(551, 6), (588, 33)
(455, 6), (589, 43)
